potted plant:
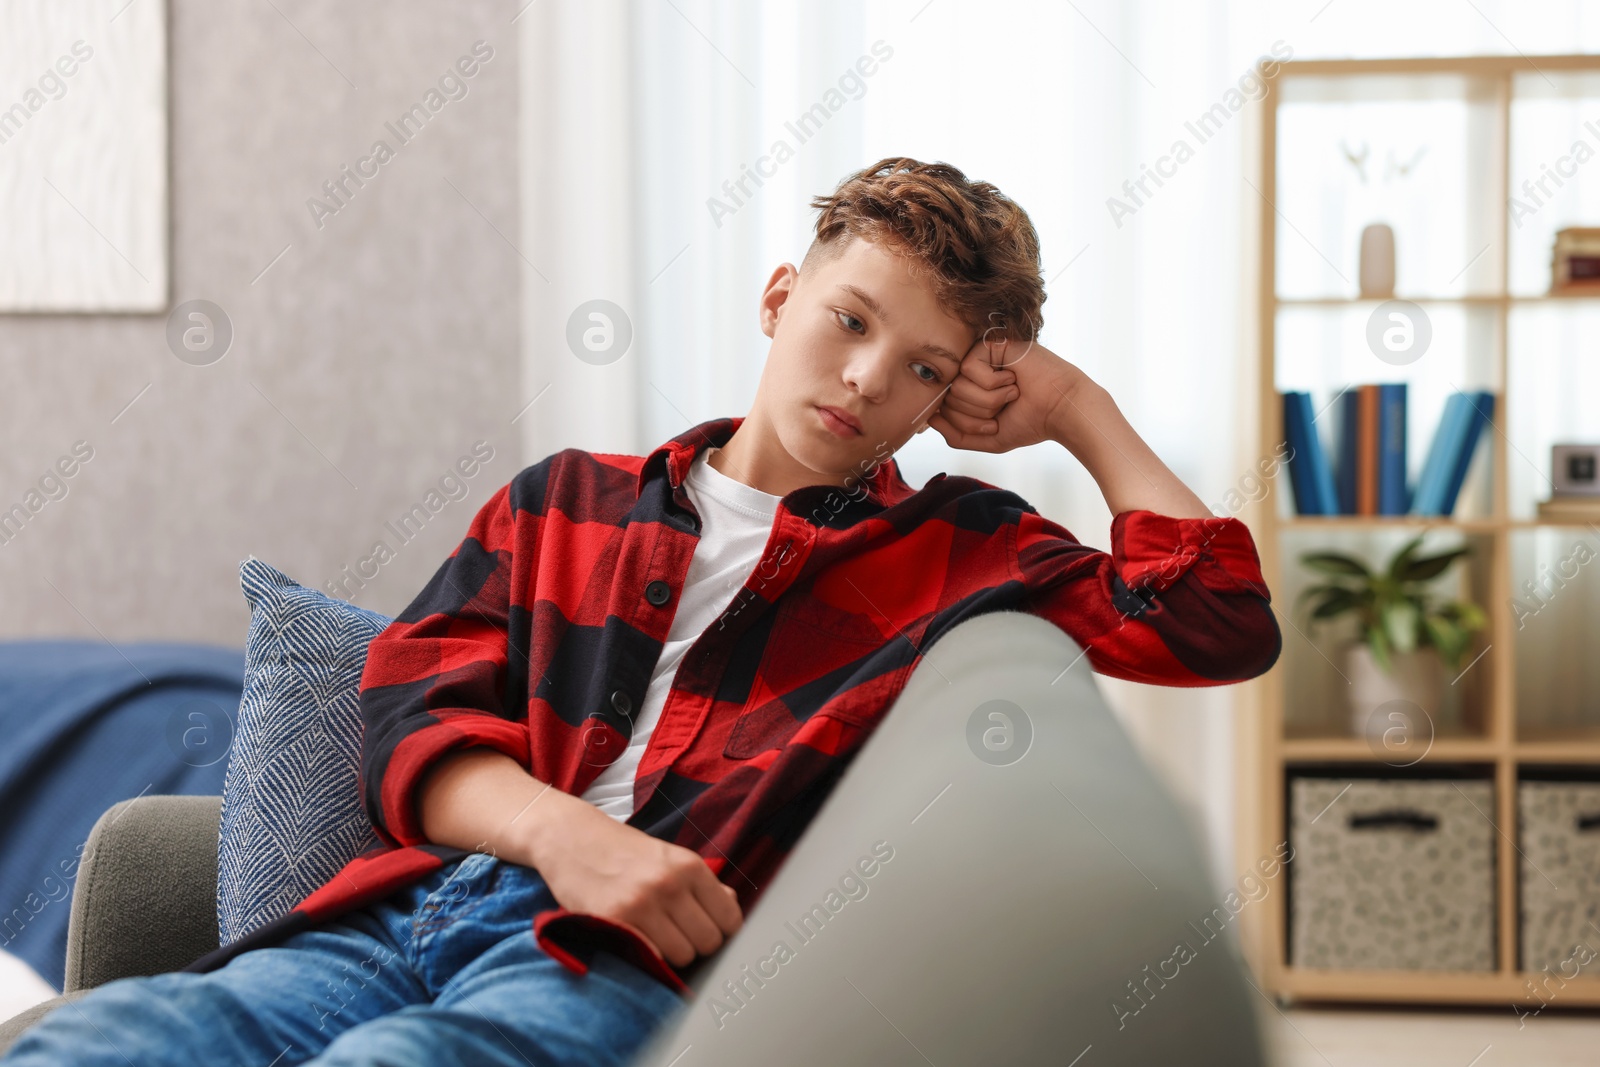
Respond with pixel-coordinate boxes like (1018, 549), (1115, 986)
(1295, 532), (1488, 738)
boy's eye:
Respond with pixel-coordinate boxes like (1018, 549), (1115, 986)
(832, 309), (942, 384)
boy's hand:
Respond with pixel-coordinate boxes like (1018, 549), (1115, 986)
(528, 789), (743, 968)
(926, 331), (1087, 454)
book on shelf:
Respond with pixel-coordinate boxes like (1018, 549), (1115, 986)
(1414, 391), (1494, 516)
(1282, 391), (1339, 515)
(1355, 385), (1379, 514)
(1378, 384), (1408, 515)
(1332, 384), (1408, 515)
(1281, 386), (1494, 519)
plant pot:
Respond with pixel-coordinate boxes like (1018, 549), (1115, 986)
(1346, 642), (1444, 740)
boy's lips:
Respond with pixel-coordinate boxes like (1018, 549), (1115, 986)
(816, 404), (863, 436)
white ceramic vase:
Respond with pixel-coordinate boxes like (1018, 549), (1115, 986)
(1346, 642), (1443, 740)
(1359, 222), (1396, 298)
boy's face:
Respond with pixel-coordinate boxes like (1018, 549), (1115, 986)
(752, 236), (975, 486)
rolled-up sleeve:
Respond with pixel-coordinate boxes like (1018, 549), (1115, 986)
(1014, 507), (1281, 686)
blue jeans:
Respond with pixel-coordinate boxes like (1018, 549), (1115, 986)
(1, 852), (688, 1066)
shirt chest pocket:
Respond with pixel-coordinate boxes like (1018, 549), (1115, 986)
(722, 594), (903, 760)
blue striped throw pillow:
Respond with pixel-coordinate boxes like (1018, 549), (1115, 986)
(216, 558), (389, 946)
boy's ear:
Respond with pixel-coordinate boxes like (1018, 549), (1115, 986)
(758, 263), (800, 339)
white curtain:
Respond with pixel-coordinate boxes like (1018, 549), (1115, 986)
(520, 0), (1600, 892)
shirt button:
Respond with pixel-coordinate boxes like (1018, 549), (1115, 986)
(646, 580), (671, 606)
(611, 689), (633, 717)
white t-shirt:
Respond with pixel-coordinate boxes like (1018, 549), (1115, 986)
(578, 446), (782, 821)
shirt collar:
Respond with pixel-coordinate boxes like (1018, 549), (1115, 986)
(636, 415), (917, 512)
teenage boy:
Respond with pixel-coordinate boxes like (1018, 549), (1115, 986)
(2, 157), (1279, 1067)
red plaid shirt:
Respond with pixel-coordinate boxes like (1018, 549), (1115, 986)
(184, 415), (1280, 996)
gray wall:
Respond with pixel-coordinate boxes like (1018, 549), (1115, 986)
(0, 1), (521, 641)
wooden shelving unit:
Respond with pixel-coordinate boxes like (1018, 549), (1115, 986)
(1244, 55), (1600, 1007)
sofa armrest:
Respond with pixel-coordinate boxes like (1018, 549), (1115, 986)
(64, 794), (223, 992)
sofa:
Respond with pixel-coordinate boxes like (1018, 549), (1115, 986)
(0, 611), (1270, 1065)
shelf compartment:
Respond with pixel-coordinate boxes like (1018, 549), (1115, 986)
(1506, 302), (1600, 520)
(1276, 526), (1497, 741)
(1274, 304), (1501, 523)
(1508, 71), (1600, 297)
(1274, 72), (1503, 300)
(1511, 526), (1600, 738)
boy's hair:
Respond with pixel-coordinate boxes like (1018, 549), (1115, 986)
(802, 156), (1046, 344)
